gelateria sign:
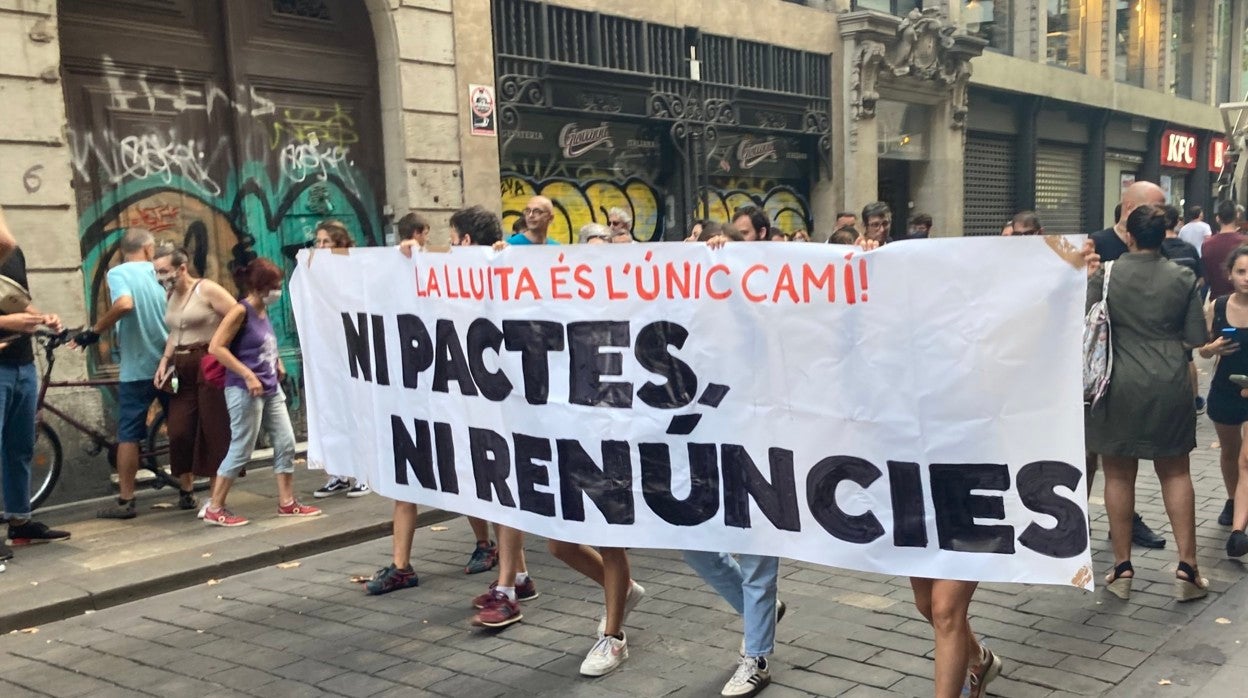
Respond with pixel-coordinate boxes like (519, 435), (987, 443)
(291, 239), (1093, 589)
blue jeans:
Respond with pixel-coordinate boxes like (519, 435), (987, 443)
(218, 386), (295, 479)
(682, 551), (779, 657)
(0, 363), (37, 519)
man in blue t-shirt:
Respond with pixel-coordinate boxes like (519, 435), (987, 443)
(507, 196), (560, 245)
(74, 228), (169, 519)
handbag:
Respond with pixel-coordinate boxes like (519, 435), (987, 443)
(1083, 261), (1115, 407)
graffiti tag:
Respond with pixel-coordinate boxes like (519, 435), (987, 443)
(69, 130), (223, 197)
(124, 203), (182, 234)
(278, 141), (359, 195)
(269, 104), (359, 150)
(100, 55), (276, 117)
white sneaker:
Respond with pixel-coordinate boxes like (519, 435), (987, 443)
(197, 502), (209, 519)
(346, 481), (371, 498)
(579, 632), (628, 677)
(722, 656), (770, 697)
(597, 580), (645, 635)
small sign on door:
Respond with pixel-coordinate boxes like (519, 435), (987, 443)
(469, 84), (496, 137)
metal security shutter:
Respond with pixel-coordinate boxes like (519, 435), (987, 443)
(964, 134), (1016, 235)
(1035, 144), (1087, 235)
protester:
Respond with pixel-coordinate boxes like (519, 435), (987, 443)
(153, 246), (235, 513)
(549, 541), (643, 676)
(607, 207), (632, 239)
(1201, 200), (1246, 300)
(0, 239), (68, 557)
(907, 213), (933, 239)
(509, 196), (559, 245)
(827, 226), (858, 245)
(861, 201), (892, 245)
(834, 211), (857, 233)
(766, 230), (788, 242)
(790, 228), (810, 242)
(686, 219), (708, 241)
(310, 221), (370, 499)
(1199, 245), (1248, 547)
(1179, 205), (1212, 255)
(203, 258), (319, 527)
(395, 211), (430, 246)
(1087, 205), (1207, 602)
(1160, 205), (1206, 417)
(1085, 182), (1169, 549)
(732, 205), (772, 242)
(0, 205), (16, 263)
(578, 223), (611, 244)
(1008, 211), (1043, 236)
(72, 228), (169, 520)
(511, 218), (526, 236)
(697, 222), (735, 242)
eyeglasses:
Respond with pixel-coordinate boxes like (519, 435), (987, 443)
(865, 219), (889, 230)
(523, 208), (551, 217)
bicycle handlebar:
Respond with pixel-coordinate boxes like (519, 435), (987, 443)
(35, 327), (82, 352)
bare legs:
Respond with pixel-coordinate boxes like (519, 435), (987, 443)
(548, 541), (630, 636)
(1101, 454), (1198, 568)
(468, 516), (491, 545)
(1214, 422), (1242, 503)
(117, 442), (140, 500)
(393, 501), (418, 568)
(910, 578), (982, 698)
(495, 524), (526, 589)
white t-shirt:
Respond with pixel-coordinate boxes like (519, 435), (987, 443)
(1178, 220), (1212, 255)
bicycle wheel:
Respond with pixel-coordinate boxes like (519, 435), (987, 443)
(30, 422), (63, 511)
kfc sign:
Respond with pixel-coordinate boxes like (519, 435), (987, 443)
(1210, 138), (1230, 173)
(1161, 129), (1198, 170)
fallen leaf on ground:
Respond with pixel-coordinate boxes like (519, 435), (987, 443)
(276, 561), (301, 569)
(151, 503), (173, 509)
(206, 579), (220, 586)
(30, 581), (37, 586)
(196, 629), (204, 634)
(430, 526), (448, 532)
(350, 575), (370, 584)
(201, 553), (212, 558)
(1158, 679), (1172, 686)
(19, 627), (38, 634)
(1216, 617), (1232, 624)
(1212, 442), (1220, 449)
(83, 610), (94, 615)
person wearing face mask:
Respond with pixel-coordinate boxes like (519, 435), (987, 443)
(152, 245), (237, 512)
(202, 257), (319, 526)
(72, 228), (169, 519)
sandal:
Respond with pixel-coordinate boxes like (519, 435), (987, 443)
(1175, 561), (1208, 602)
(1104, 561), (1133, 600)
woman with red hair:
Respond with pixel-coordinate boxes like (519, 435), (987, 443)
(202, 257), (319, 526)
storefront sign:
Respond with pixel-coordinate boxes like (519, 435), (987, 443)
(559, 122), (614, 158)
(468, 84), (496, 137)
(291, 240), (1093, 589)
(1210, 138), (1230, 173)
(1161, 129), (1198, 170)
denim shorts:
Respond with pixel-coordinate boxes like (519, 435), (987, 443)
(118, 379), (165, 443)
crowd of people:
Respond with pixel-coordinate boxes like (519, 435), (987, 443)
(1, 182), (1246, 697)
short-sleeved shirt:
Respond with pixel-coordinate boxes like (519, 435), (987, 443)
(1202, 232), (1248, 299)
(1090, 227), (1129, 263)
(107, 260), (168, 381)
(0, 248), (34, 366)
(506, 232), (560, 245)
(1178, 220), (1212, 254)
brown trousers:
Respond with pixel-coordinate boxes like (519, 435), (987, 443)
(167, 347), (231, 478)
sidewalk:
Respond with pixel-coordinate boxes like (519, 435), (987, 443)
(0, 462), (452, 634)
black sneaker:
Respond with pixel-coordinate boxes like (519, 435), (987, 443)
(96, 498), (137, 520)
(1218, 499), (1235, 527)
(365, 563), (419, 595)
(1131, 514), (1165, 549)
(1228, 530), (1248, 558)
(177, 490), (198, 511)
(8, 520), (70, 545)
(0, 540), (12, 562)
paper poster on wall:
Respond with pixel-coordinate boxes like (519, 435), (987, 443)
(469, 84), (496, 137)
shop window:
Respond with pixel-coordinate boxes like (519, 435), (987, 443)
(964, 1), (1012, 54)
(1170, 0), (1196, 99)
(1115, 0), (1146, 87)
(1046, 0), (1085, 71)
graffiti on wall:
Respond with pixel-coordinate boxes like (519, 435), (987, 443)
(69, 57), (383, 416)
(500, 172), (663, 243)
(698, 179), (813, 237)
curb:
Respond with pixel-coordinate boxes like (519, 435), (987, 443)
(1, 507), (457, 634)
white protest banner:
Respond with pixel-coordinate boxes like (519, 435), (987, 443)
(290, 238), (1093, 589)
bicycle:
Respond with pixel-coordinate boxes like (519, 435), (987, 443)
(28, 328), (178, 510)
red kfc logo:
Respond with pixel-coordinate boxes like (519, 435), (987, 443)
(1161, 129), (1197, 170)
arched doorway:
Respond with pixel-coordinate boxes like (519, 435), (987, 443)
(60, 0), (386, 421)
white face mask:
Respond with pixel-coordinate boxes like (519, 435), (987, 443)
(263, 289), (283, 306)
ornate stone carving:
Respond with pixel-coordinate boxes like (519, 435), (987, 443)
(755, 110), (790, 129)
(578, 92), (623, 113)
(846, 8), (984, 129)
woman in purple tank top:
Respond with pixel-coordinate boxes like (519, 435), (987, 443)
(201, 258), (320, 527)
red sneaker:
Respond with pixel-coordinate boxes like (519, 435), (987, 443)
(472, 577), (540, 609)
(471, 590), (523, 628)
(277, 500), (322, 517)
(203, 506), (249, 527)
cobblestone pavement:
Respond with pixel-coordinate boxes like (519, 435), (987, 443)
(2, 369), (1246, 697)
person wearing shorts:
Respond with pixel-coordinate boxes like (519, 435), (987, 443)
(75, 228), (169, 519)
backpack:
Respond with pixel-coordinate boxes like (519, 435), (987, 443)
(1083, 261), (1114, 407)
